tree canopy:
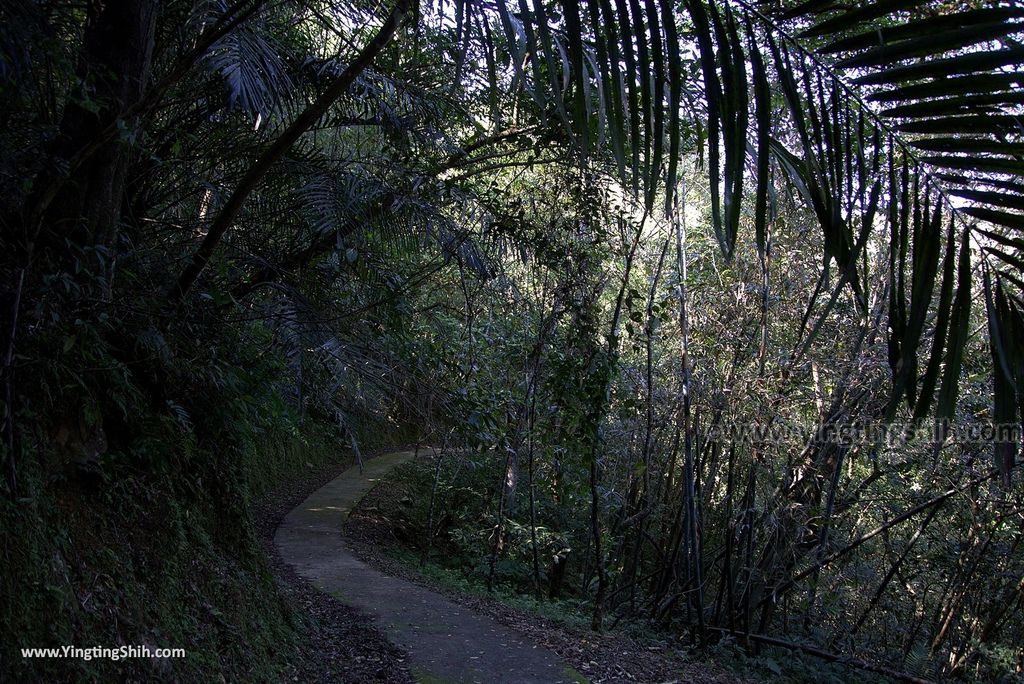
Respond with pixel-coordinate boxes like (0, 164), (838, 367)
(1, 0), (1023, 679)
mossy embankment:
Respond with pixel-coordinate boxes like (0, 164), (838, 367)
(0, 415), (408, 681)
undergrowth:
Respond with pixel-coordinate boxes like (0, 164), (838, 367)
(0, 308), (403, 680)
(365, 457), (891, 684)
(0, 417), (348, 681)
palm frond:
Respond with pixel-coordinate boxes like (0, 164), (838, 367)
(199, 0), (294, 117)
(452, 0), (1023, 478)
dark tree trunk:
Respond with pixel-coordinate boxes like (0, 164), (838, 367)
(39, 0), (160, 268)
(548, 553), (567, 599)
(2, 1), (159, 495)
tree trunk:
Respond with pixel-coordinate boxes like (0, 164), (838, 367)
(38, 0), (160, 271)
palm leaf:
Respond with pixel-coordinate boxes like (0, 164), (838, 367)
(983, 267), (1022, 485)
(913, 218), (957, 422)
(820, 8), (1024, 54)
(949, 189), (1024, 212)
(935, 227), (972, 438)
(834, 23), (1019, 70)
(461, 0), (1024, 476)
(203, 2), (294, 116)
(852, 47), (1024, 86)
(868, 73), (1024, 103)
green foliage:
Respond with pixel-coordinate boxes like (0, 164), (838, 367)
(0, 386), (302, 681)
(2, 0), (1023, 680)
(0, 258), (408, 679)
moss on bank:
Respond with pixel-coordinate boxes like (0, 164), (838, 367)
(0, 419), (393, 681)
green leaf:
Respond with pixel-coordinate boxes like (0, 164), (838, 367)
(983, 267), (1020, 485)
(718, 4), (748, 257)
(748, 18), (771, 259)
(820, 9), (1024, 54)
(628, 0), (654, 199)
(882, 92), (1024, 119)
(659, 0), (682, 216)
(948, 189), (1024, 212)
(896, 115), (1023, 136)
(887, 152), (908, 383)
(921, 156), (1024, 177)
(913, 138), (1024, 157)
(836, 23), (1018, 70)
(901, 193), (943, 408)
(977, 227), (1024, 253)
(642, 0), (666, 211)
(560, 0), (589, 151)
(935, 227), (973, 436)
(853, 47), (1024, 86)
(516, 0), (548, 117)
(685, 0), (725, 254)
(799, 0), (927, 38)
(963, 207), (1024, 231)
(936, 175), (1024, 195)
(871, 74), (1024, 103)
(780, 0), (843, 21)
(590, 0), (626, 179)
(769, 138), (818, 210)
(914, 219), (958, 421)
(611, 0), (642, 196)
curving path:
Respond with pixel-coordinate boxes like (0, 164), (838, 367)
(275, 449), (579, 683)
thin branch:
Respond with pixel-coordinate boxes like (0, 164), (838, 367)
(169, 0), (416, 303)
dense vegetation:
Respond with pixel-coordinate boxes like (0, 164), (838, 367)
(1, 0), (1022, 680)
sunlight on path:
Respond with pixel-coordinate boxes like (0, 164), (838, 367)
(275, 450), (578, 684)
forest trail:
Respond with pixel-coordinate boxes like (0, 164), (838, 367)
(275, 450), (577, 683)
